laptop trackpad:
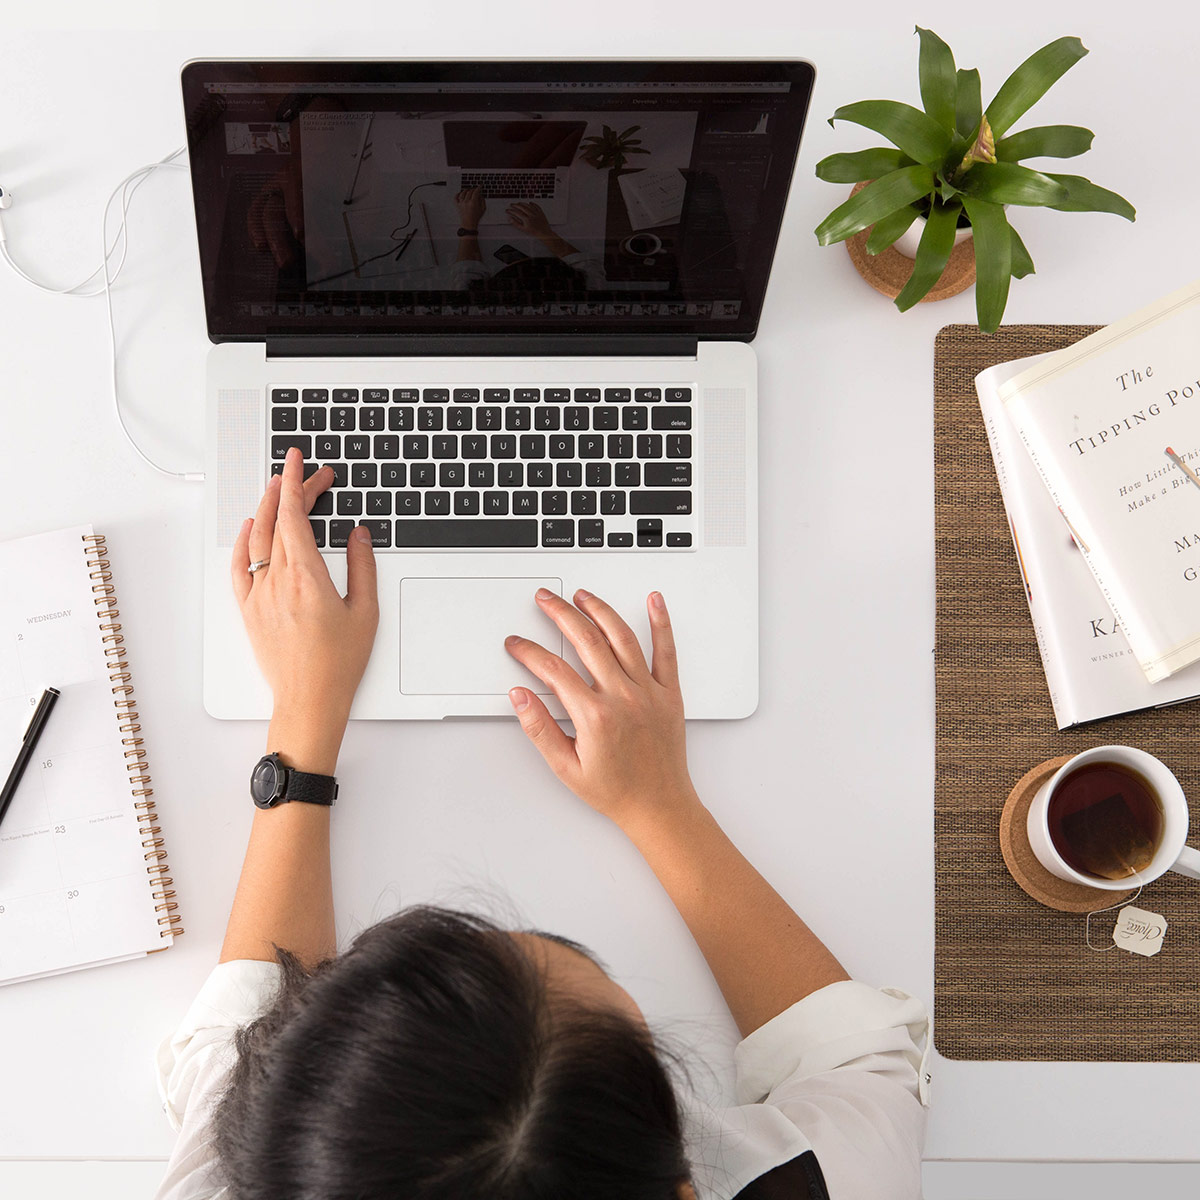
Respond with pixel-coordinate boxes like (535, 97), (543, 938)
(399, 576), (563, 696)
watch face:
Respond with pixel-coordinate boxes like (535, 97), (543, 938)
(251, 758), (280, 804)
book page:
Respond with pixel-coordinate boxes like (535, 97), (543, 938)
(0, 526), (165, 985)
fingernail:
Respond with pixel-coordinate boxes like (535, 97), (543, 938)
(269, 473), (282, 489)
(286, 446), (300, 463)
(535, 587), (553, 601)
(509, 688), (530, 712)
(575, 588), (592, 602)
(355, 525), (372, 543)
(651, 591), (665, 610)
(241, 517), (252, 532)
(505, 634), (521, 647)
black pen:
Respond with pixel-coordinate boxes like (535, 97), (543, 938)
(0, 687), (60, 829)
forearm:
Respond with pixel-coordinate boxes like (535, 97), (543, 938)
(622, 794), (850, 1038)
(456, 232), (482, 263)
(219, 705), (346, 966)
(537, 231), (579, 259)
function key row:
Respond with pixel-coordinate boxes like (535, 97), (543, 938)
(271, 387), (692, 405)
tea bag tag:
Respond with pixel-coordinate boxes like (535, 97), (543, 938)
(1112, 905), (1167, 957)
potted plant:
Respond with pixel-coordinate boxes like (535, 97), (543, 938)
(578, 125), (650, 171)
(813, 28), (1135, 331)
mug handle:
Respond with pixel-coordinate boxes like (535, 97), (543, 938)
(1170, 845), (1200, 880)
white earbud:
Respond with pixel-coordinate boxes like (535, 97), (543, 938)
(0, 186), (11, 209)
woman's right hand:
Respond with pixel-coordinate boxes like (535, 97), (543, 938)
(504, 588), (698, 833)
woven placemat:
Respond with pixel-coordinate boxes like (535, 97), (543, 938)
(934, 324), (1200, 1062)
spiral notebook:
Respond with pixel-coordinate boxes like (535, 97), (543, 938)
(0, 526), (182, 986)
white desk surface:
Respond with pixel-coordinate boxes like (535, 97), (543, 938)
(4, 1), (1199, 1191)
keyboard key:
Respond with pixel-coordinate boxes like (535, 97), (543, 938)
(637, 518), (663, 548)
(327, 462), (348, 487)
(646, 463), (691, 486)
(311, 492), (334, 516)
(570, 490), (597, 515)
(352, 463), (378, 488)
(422, 388), (449, 403)
(394, 519), (538, 547)
(366, 491), (392, 516)
(403, 435), (429, 459)
(271, 435), (311, 459)
(586, 463), (612, 487)
(607, 532), (633, 547)
(542, 519), (574, 547)
(615, 463), (641, 487)
(419, 407), (445, 431)
(666, 387), (692, 403)
(484, 388), (511, 403)
(512, 491), (538, 515)
(411, 463), (436, 487)
(666, 434), (692, 458)
(271, 407), (298, 431)
(392, 387), (420, 403)
(424, 491), (451, 515)
(337, 492), (363, 516)
(359, 519), (392, 547)
(578, 434), (604, 459)
(309, 518), (326, 547)
(483, 491), (509, 515)
(528, 463), (553, 488)
(601, 490), (626, 515)
(549, 435), (575, 459)
(491, 435), (517, 459)
(395, 492), (421, 515)
(635, 388), (662, 403)
(622, 407), (648, 430)
(603, 388), (630, 403)
(563, 407), (589, 431)
(360, 407), (385, 431)
(506, 407), (532, 431)
(453, 388), (480, 404)
(364, 388), (389, 404)
(608, 434), (633, 459)
(514, 388), (540, 404)
(449, 406), (473, 431)
(637, 434), (663, 459)
(330, 520), (355, 547)
(653, 407), (692, 430)
(667, 531), (693, 547)
(331, 407), (356, 431)
(535, 407), (561, 431)
(630, 491), (692, 515)
(592, 407), (618, 430)
(454, 491), (481, 515)
(544, 387), (571, 404)
(302, 388), (329, 404)
(333, 388), (359, 404)
(388, 406), (415, 431)
(433, 435), (458, 459)
(542, 491), (568, 515)
(301, 406), (327, 431)
(345, 435), (370, 459)
(462, 435), (488, 459)
(476, 406), (502, 431)
(574, 388), (600, 403)
(557, 463), (582, 487)
(373, 435), (400, 460)
(469, 463), (495, 488)
(272, 388), (298, 403)
(579, 519), (604, 546)
(382, 463), (407, 488)
(498, 462), (524, 487)
(520, 434), (546, 459)
(439, 463), (466, 488)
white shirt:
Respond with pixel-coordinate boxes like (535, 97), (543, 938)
(153, 962), (930, 1200)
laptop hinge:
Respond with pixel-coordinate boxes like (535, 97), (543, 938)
(263, 335), (700, 359)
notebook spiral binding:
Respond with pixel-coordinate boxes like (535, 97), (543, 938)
(82, 533), (184, 940)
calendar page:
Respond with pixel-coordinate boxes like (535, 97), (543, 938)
(0, 526), (168, 986)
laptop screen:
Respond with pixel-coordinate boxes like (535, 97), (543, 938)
(181, 60), (815, 344)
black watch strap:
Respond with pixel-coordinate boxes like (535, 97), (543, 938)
(252, 752), (338, 809)
(284, 768), (338, 806)
(456, 227), (479, 237)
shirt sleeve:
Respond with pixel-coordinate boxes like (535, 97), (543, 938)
(732, 981), (931, 1200)
(152, 960), (283, 1200)
(559, 250), (607, 289)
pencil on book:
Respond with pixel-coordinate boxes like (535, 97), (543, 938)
(1165, 447), (1200, 493)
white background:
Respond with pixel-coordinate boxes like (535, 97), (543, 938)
(2, 1), (1199, 1196)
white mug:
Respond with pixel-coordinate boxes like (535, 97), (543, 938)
(1027, 745), (1200, 890)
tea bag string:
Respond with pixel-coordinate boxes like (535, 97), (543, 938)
(1085, 883), (1144, 952)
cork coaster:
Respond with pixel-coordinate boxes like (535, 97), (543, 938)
(843, 182), (976, 301)
(999, 756), (1136, 912)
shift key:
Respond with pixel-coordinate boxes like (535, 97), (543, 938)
(630, 491), (692, 515)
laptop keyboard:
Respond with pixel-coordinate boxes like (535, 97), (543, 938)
(268, 385), (695, 551)
(459, 170), (557, 199)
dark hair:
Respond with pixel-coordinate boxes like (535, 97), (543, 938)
(214, 906), (691, 1200)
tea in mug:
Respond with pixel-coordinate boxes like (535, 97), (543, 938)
(1047, 761), (1164, 880)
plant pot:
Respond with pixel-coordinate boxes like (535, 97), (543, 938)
(891, 209), (973, 260)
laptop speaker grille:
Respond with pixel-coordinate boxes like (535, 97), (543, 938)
(216, 389), (264, 548)
(702, 387), (747, 548)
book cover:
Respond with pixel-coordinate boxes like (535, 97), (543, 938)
(999, 277), (1200, 682)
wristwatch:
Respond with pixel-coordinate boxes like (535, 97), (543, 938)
(250, 752), (338, 809)
(456, 227), (479, 237)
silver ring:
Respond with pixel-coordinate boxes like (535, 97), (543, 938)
(248, 558), (271, 575)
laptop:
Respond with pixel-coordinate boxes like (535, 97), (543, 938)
(182, 59), (815, 720)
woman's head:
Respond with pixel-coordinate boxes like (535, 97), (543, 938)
(215, 906), (691, 1200)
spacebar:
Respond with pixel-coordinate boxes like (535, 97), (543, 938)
(393, 519), (539, 547)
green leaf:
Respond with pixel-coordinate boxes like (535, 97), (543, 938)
(866, 204), (918, 254)
(814, 165), (936, 245)
(995, 124), (1094, 161)
(956, 161), (1071, 206)
(895, 200), (962, 311)
(1010, 225), (1035, 278)
(829, 100), (952, 163)
(955, 68), (982, 139)
(985, 36), (1089, 140)
(1041, 173), (1136, 220)
(815, 147), (914, 183)
(916, 27), (957, 133)
(962, 196), (1013, 333)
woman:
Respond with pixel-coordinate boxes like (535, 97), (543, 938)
(154, 449), (929, 1200)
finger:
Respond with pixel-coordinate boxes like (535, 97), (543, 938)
(302, 464), (334, 512)
(532, 588), (625, 687)
(647, 591), (680, 691)
(230, 517), (254, 607)
(272, 448), (320, 566)
(505, 633), (593, 711)
(509, 688), (579, 783)
(572, 589), (652, 682)
(345, 524), (380, 616)
(248, 473), (282, 569)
